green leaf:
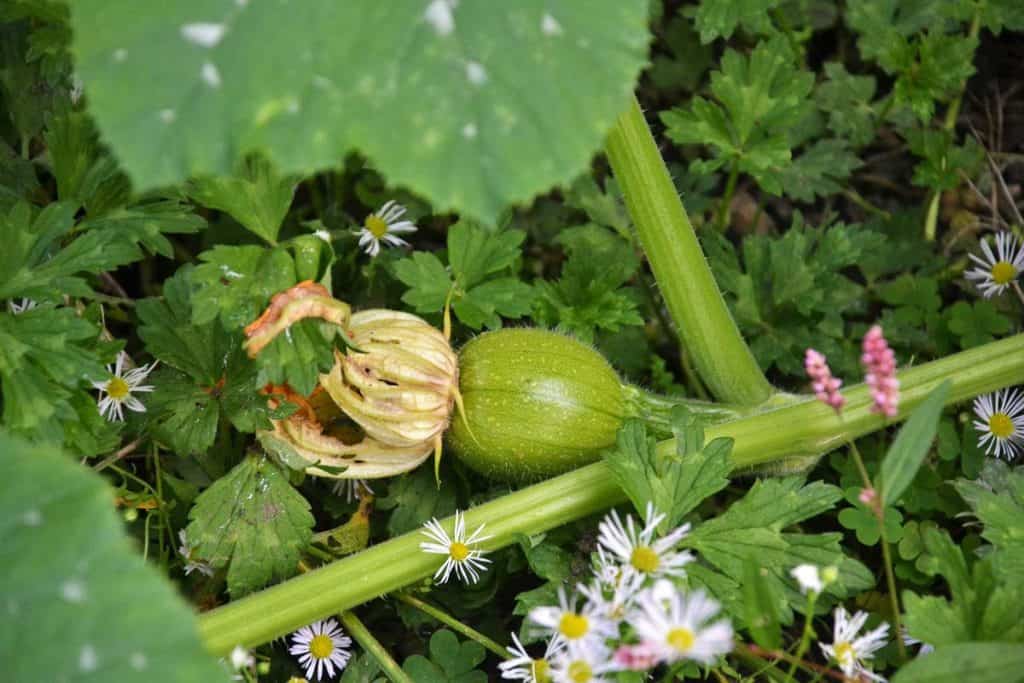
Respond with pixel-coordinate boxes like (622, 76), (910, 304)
(402, 630), (487, 683)
(395, 221), (532, 330)
(945, 301), (1011, 349)
(69, 2), (650, 223)
(186, 455), (314, 598)
(187, 154), (297, 245)
(954, 465), (1024, 584)
(0, 432), (231, 682)
(742, 558), (783, 649)
(189, 244), (297, 330)
(340, 653), (385, 683)
(253, 318), (339, 395)
(878, 380), (950, 506)
(815, 62), (878, 147)
(518, 535), (573, 583)
(603, 414), (732, 529)
(692, 0), (779, 43)
(906, 130), (984, 193)
(377, 465), (456, 536)
(145, 368), (220, 456)
(778, 139), (862, 202)
(891, 642), (1024, 683)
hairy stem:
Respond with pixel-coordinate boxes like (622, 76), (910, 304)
(198, 334), (1024, 654)
(605, 96), (774, 405)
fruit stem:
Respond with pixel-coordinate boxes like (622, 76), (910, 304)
(605, 96), (774, 405)
(198, 333), (1024, 654)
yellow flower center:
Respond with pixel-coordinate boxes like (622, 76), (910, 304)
(834, 641), (854, 665)
(106, 377), (130, 400)
(365, 214), (389, 238)
(532, 659), (550, 683)
(558, 613), (589, 640)
(989, 412), (1015, 439)
(449, 541), (469, 561)
(991, 260), (1017, 285)
(630, 546), (660, 573)
(309, 634), (334, 660)
(567, 661), (592, 683)
(667, 627), (695, 652)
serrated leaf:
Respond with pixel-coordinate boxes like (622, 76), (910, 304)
(448, 221), (524, 288)
(70, 2), (650, 223)
(394, 251), (453, 313)
(778, 139), (862, 202)
(0, 432), (231, 682)
(187, 154), (296, 244)
(878, 380), (950, 506)
(816, 62), (878, 147)
(692, 0), (779, 43)
(189, 244), (297, 330)
(252, 318), (338, 395)
(377, 465), (456, 536)
(186, 454), (313, 598)
(891, 642), (1024, 683)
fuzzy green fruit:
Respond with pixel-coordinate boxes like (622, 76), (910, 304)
(448, 328), (627, 482)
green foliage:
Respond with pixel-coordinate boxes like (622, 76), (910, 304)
(394, 220), (533, 330)
(906, 129), (984, 192)
(186, 454), (314, 598)
(68, 1), (651, 223)
(954, 462), (1024, 583)
(0, 432), (230, 682)
(892, 642), (1024, 683)
(377, 464), (456, 536)
(815, 62), (879, 147)
(401, 630), (486, 683)
(533, 224), (644, 342)
(703, 215), (883, 379)
(879, 381), (950, 506)
(187, 154), (297, 245)
(691, 0), (779, 43)
(661, 38), (814, 196)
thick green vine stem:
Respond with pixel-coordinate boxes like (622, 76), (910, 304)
(605, 96), (774, 405)
(198, 334), (1024, 654)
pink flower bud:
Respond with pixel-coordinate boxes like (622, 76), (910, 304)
(861, 325), (899, 418)
(804, 348), (845, 413)
(858, 487), (876, 506)
(614, 642), (662, 670)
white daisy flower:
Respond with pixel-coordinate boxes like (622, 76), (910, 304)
(628, 580), (733, 665)
(819, 607), (889, 682)
(229, 645), (254, 671)
(288, 618), (352, 681)
(91, 351), (157, 422)
(592, 547), (623, 588)
(499, 632), (564, 682)
(7, 298), (37, 314)
(420, 510), (492, 584)
(596, 502), (693, 579)
(578, 569), (645, 623)
(973, 388), (1024, 460)
(177, 529), (215, 577)
(790, 564), (824, 595)
(549, 639), (617, 683)
(331, 478), (374, 502)
(529, 586), (616, 645)
(965, 232), (1024, 297)
(357, 200), (417, 257)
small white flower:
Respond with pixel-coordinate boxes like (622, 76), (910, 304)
(791, 564), (824, 595)
(628, 580), (733, 665)
(357, 200), (417, 257)
(549, 639), (617, 683)
(331, 478), (374, 502)
(965, 232), (1024, 297)
(819, 607), (889, 681)
(7, 298), (37, 314)
(973, 388), (1024, 460)
(314, 228), (332, 243)
(289, 618), (352, 681)
(901, 628), (934, 657)
(597, 502), (693, 579)
(499, 632), (563, 682)
(578, 569), (645, 623)
(91, 351), (157, 422)
(177, 529), (214, 577)
(420, 510), (492, 584)
(229, 645), (254, 671)
(530, 586), (616, 646)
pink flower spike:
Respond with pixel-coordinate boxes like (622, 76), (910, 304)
(858, 487), (876, 506)
(805, 348), (846, 413)
(861, 325), (899, 418)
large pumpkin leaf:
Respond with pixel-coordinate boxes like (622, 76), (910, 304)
(0, 431), (230, 682)
(68, 1), (650, 223)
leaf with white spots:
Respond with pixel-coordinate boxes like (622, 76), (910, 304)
(69, 1), (650, 223)
(0, 432), (230, 682)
